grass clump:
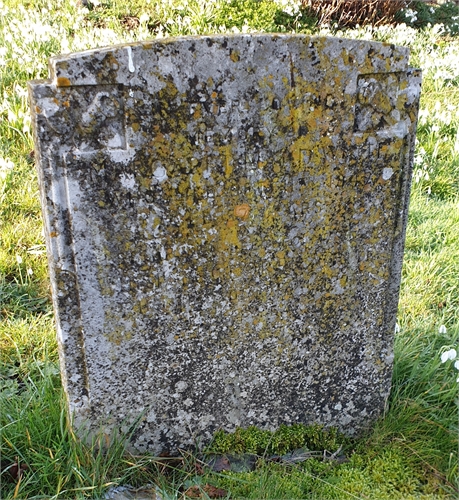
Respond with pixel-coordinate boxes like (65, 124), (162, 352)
(1, 369), (139, 499)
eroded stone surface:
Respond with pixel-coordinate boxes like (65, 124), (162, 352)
(29, 34), (421, 453)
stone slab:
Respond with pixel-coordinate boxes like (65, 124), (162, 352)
(28, 34), (421, 453)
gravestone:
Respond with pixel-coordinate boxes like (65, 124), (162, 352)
(29, 34), (421, 453)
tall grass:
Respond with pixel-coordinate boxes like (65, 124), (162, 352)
(1, 0), (458, 498)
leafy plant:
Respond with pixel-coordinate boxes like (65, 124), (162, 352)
(397, 1), (459, 35)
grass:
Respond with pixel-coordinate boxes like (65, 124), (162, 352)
(1, 0), (459, 498)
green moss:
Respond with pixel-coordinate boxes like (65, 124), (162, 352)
(205, 430), (452, 499)
(207, 423), (351, 456)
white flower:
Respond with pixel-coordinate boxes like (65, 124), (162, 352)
(403, 8), (417, 23)
(455, 360), (459, 370)
(441, 349), (457, 363)
(0, 46), (7, 65)
(139, 13), (150, 25)
(0, 157), (14, 180)
(439, 325), (447, 334)
(394, 323), (400, 334)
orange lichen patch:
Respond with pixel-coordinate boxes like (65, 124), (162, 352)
(56, 77), (71, 87)
(230, 49), (240, 62)
(234, 204), (250, 220)
(220, 144), (233, 178)
(193, 105), (202, 120)
(217, 217), (241, 250)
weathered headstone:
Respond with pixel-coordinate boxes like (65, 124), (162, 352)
(29, 34), (421, 453)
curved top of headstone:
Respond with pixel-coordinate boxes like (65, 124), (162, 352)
(49, 34), (410, 89)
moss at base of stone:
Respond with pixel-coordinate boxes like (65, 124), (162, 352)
(206, 433), (446, 499)
(207, 423), (351, 456)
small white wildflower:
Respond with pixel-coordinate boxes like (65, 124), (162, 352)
(455, 360), (459, 370)
(0, 46), (7, 65)
(16, 254), (23, 264)
(394, 323), (400, 334)
(22, 115), (31, 135)
(403, 8), (417, 23)
(441, 349), (457, 363)
(432, 23), (445, 35)
(139, 12), (150, 25)
(277, 0), (301, 16)
(0, 157), (14, 180)
(439, 325), (447, 334)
